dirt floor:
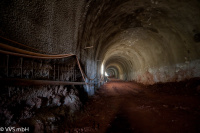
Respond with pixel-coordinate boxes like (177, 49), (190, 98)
(61, 78), (200, 133)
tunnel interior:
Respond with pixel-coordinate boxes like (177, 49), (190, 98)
(0, 0), (200, 84)
(86, 0), (200, 84)
(0, 0), (200, 132)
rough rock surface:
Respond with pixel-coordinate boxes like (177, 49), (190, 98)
(0, 85), (82, 127)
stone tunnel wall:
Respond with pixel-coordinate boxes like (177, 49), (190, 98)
(0, 0), (88, 55)
(0, 0), (98, 92)
(0, 53), (86, 128)
(133, 59), (200, 84)
(0, 85), (82, 127)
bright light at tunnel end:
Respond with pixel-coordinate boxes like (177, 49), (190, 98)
(101, 63), (104, 75)
(105, 72), (108, 76)
(101, 63), (109, 77)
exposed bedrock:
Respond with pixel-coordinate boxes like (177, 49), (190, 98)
(0, 85), (83, 127)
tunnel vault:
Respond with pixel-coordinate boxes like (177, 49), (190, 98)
(81, 0), (200, 84)
(0, 0), (200, 130)
(0, 0), (200, 86)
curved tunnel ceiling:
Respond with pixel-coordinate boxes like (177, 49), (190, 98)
(0, 0), (200, 84)
(106, 67), (119, 78)
(81, 0), (200, 83)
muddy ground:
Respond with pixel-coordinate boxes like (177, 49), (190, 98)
(59, 78), (200, 133)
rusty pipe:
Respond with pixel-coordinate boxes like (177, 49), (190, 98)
(0, 42), (96, 83)
(0, 43), (74, 58)
(0, 49), (74, 59)
(0, 35), (44, 53)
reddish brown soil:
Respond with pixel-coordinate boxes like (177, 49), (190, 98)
(63, 78), (200, 133)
